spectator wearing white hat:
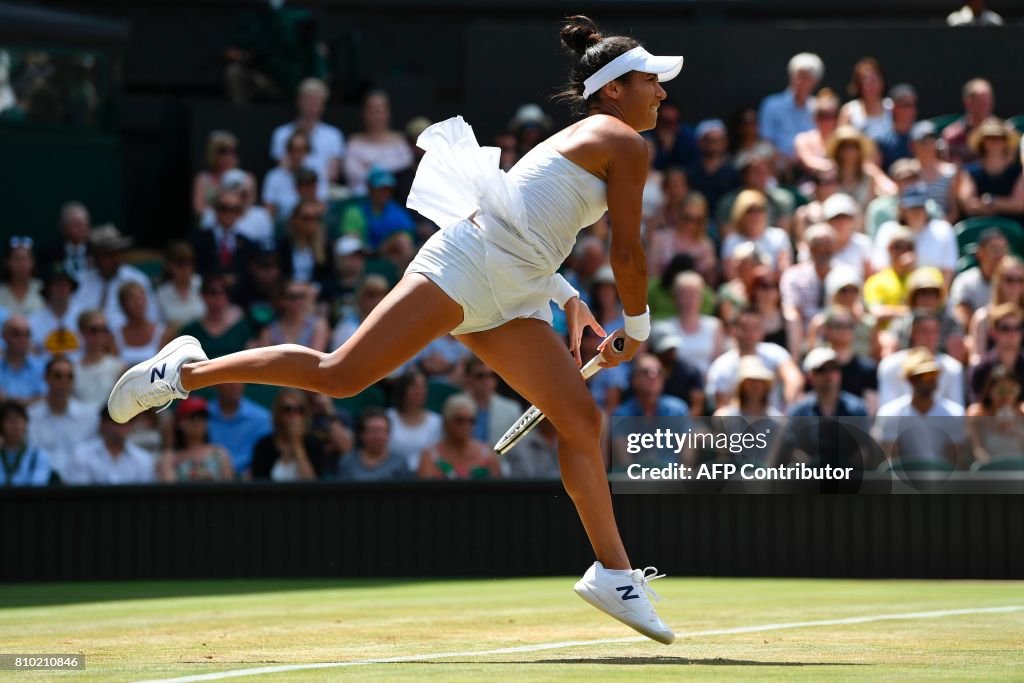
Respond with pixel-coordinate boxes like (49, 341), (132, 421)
(759, 52), (823, 160)
(509, 103), (555, 159)
(873, 183), (958, 287)
(873, 347), (966, 468)
(789, 347), (868, 418)
(806, 266), (879, 361)
(812, 193), (872, 279)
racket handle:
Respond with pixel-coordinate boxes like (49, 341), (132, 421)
(580, 336), (626, 380)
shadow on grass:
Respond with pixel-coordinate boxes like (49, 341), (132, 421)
(0, 579), (415, 609)
(409, 656), (867, 666)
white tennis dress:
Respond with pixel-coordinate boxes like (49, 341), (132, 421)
(407, 116), (607, 334)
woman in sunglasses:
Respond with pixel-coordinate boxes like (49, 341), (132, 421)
(416, 393), (500, 480)
(250, 390), (324, 482)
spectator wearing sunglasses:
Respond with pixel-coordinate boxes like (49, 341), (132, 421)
(192, 187), (261, 286)
(193, 130), (257, 216)
(969, 303), (1024, 404)
(71, 309), (125, 412)
(0, 236), (45, 316)
(250, 390), (326, 481)
(27, 356), (98, 480)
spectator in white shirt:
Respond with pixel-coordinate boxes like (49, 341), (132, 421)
(64, 407), (156, 485)
(873, 183), (958, 288)
(263, 129), (327, 220)
(27, 356), (99, 480)
(269, 77), (344, 186)
(874, 348), (966, 468)
(72, 225), (159, 332)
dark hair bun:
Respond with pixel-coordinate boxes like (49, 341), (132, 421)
(560, 15), (602, 56)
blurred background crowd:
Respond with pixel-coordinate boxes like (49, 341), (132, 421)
(2, 1), (1024, 485)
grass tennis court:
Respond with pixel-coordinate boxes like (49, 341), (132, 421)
(1, 578), (1021, 681)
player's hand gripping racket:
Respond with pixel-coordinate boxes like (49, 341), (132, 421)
(494, 336), (625, 455)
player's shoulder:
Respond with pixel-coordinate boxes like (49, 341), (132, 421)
(573, 115), (647, 155)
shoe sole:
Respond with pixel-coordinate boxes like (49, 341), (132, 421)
(107, 335), (206, 424)
(574, 581), (676, 645)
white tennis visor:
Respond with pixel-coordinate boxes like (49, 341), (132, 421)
(582, 46), (684, 100)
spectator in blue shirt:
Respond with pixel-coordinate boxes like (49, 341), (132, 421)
(759, 53), (824, 160)
(615, 354), (690, 420)
(872, 84), (918, 172)
(0, 400), (51, 486)
(784, 347), (873, 473)
(207, 382), (272, 475)
(340, 167), (415, 251)
(646, 102), (697, 170)
(0, 315), (46, 405)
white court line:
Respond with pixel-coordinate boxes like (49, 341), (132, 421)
(136, 604), (1024, 683)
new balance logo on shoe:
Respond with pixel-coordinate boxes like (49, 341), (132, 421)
(150, 364), (166, 383)
(615, 585), (639, 600)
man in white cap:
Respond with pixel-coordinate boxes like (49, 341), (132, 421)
(789, 347), (868, 418)
(820, 193), (871, 278)
(782, 346), (872, 470)
(873, 347), (965, 467)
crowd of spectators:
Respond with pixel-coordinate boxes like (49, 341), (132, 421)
(4, 40), (1024, 486)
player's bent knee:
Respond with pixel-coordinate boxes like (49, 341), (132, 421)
(551, 401), (603, 446)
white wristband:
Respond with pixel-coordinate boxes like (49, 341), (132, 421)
(623, 307), (651, 341)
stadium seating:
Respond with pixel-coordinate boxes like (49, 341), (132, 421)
(954, 216), (1024, 261)
(970, 455), (1024, 472)
(927, 113), (961, 133)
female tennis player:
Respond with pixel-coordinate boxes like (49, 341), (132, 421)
(109, 15), (680, 644)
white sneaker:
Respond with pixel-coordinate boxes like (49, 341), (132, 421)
(574, 561), (675, 645)
(107, 336), (208, 424)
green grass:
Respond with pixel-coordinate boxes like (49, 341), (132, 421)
(0, 578), (1022, 681)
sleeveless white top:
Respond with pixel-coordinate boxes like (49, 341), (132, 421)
(408, 117), (608, 321)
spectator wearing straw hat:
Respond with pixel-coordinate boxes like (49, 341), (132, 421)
(877, 311), (965, 409)
(74, 225), (158, 332)
(874, 347), (965, 467)
(884, 267), (965, 362)
(826, 125), (897, 209)
(956, 117), (1024, 223)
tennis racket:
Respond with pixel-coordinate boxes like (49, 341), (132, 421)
(494, 336), (625, 455)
